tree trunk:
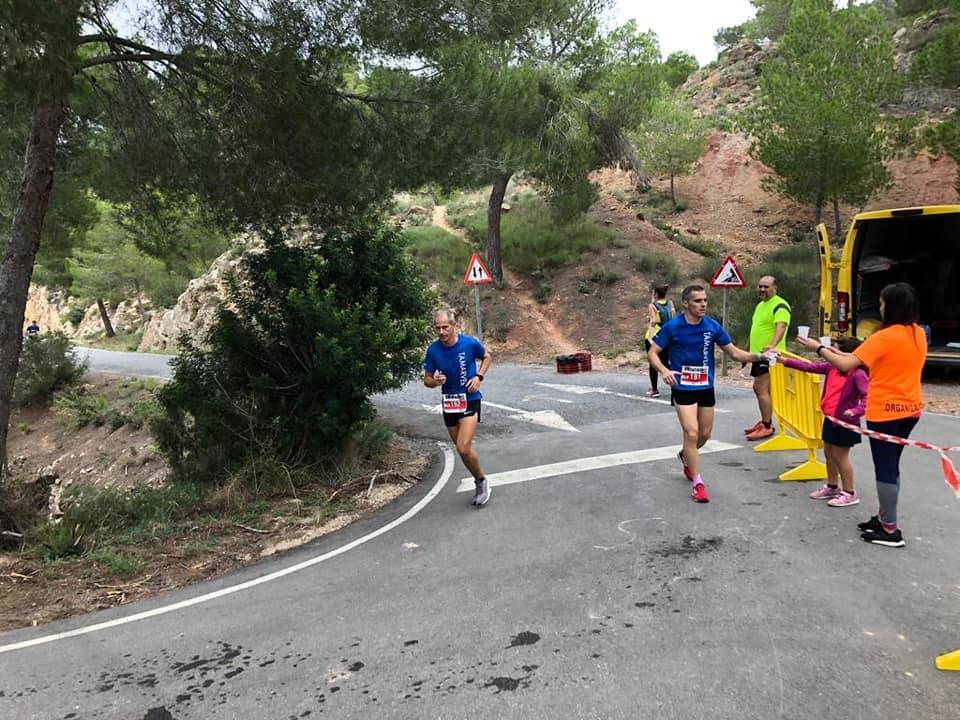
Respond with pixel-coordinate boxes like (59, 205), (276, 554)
(486, 172), (510, 286)
(0, 103), (66, 476)
(134, 281), (146, 319)
(832, 197), (842, 240)
(670, 175), (676, 208)
(96, 298), (116, 337)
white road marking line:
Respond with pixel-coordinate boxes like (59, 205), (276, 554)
(483, 401), (579, 433)
(0, 445), (456, 655)
(521, 395), (574, 404)
(455, 440), (740, 492)
(534, 382), (730, 412)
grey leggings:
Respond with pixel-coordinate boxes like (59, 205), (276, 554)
(867, 416), (919, 527)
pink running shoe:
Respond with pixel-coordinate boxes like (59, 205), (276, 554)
(809, 484), (841, 500)
(677, 451), (694, 481)
(827, 491), (860, 507)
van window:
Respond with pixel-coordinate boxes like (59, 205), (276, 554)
(852, 213), (960, 351)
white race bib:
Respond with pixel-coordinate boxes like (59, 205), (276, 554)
(442, 393), (468, 413)
(680, 365), (709, 387)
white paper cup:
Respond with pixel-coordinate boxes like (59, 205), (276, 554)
(797, 325), (810, 338)
(820, 336), (832, 348)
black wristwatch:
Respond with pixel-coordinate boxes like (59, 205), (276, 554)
(816, 345), (826, 355)
(477, 373), (484, 382)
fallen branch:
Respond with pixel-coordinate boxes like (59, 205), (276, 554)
(365, 471), (379, 499)
(233, 523), (272, 535)
(92, 572), (157, 591)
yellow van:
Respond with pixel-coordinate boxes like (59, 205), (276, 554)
(816, 205), (960, 367)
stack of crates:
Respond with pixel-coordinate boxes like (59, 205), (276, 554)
(556, 352), (592, 374)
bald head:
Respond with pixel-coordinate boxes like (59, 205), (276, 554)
(758, 275), (777, 300)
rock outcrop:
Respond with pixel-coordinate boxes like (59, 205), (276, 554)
(138, 248), (247, 353)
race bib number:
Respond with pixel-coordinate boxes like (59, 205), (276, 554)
(442, 393), (468, 413)
(680, 365), (709, 386)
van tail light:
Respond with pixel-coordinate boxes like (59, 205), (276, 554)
(836, 292), (850, 332)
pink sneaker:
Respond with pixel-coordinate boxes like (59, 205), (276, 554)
(827, 491), (860, 507)
(809, 484), (841, 500)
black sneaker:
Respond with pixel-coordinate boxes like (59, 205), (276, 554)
(861, 528), (905, 548)
(857, 515), (883, 534)
(472, 478), (491, 507)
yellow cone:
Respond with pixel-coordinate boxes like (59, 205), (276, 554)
(936, 649), (960, 671)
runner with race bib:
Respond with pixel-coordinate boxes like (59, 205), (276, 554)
(423, 308), (493, 506)
(648, 285), (761, 503)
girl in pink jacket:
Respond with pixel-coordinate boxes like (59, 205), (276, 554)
(776, 337), (869, 507)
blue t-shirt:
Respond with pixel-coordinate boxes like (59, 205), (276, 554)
(423, 335), (486, 402)
(652, 314), (731, 391)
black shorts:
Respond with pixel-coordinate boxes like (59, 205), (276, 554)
(670, 388), (716, 407)
(750, 359), (770, 377)
(821, 417), (861, 447)
(443, 400), (482, 428)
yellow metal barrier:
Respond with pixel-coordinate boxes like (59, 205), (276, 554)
(754, 351), (828, 481)
(937, 649), (960, 671)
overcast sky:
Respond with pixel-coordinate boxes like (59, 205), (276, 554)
(614, 0), (756, 66)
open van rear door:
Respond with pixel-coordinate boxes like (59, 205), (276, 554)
(815, 223), (833, 336)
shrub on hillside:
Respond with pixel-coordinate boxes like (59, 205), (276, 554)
(152, 221), (433, 485)
(628, 248), (680, 286)
(13, 333), (87, 406)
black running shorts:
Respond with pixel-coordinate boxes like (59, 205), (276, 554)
(750, 359), (770, 377)
(443, 400), (482, 428)
(670, 388), (717, 407)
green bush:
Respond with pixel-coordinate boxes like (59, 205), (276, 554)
(534, 281), (552, 304)
(13, 333), (87, 406)
(52, 386), (110, 429)
(91, 548), (144, 576)
(590, 265), (623, 285)
(59, 482), (205, 535)
(910, 21), (960, 87)
(34, 522), (85, 561)
(402, 225), (476, 285)
(628, 248), (681, 286)
(676, 235), (722, 258)
(64, 306), (85, 327)
(448, 193), (614, 277)
(152, 221), (433, 485)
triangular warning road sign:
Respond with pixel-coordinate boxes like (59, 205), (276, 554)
(709, 255), (747, 288)
(464, 252), (494, 285)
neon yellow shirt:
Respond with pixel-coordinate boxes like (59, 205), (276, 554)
(749, 294), (791, 353)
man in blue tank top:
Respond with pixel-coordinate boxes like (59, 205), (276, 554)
(648, 285), (760, 503)
(423, 308), (493, 506)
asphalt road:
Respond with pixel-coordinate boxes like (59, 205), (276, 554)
(3, 360), (959, 720)
(77, 347), (174, 380)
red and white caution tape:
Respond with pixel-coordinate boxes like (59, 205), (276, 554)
(826, 415), (960, 497)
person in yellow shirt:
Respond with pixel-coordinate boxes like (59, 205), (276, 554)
(745, 276), (791, 440)
(643, 284), (675, 398)
(797, 282), (926, 549)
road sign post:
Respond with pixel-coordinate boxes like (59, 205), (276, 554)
(708, 255), (747, 377)
(463, 252), (494, 342)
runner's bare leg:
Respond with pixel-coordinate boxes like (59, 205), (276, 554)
(675, 404), (702, 476)
(447, 415), (483, 479)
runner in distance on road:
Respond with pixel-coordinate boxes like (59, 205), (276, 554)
(423, 308), (493, 506)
